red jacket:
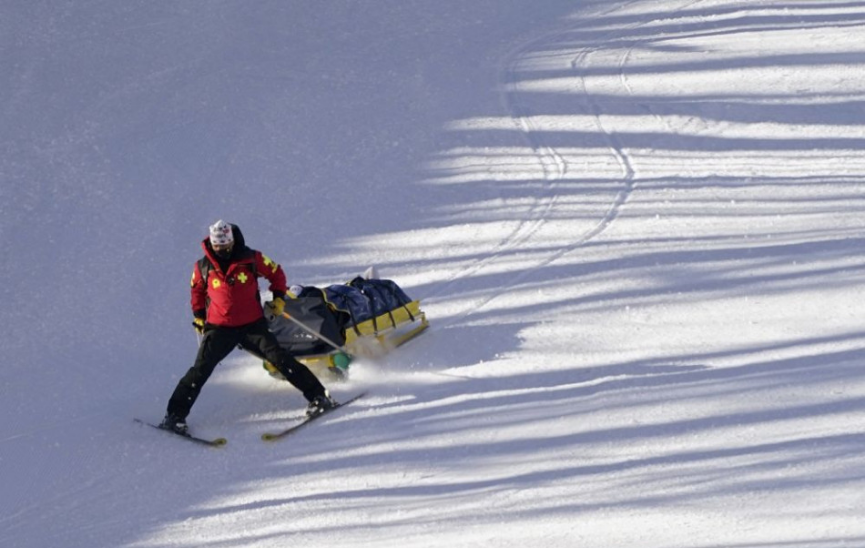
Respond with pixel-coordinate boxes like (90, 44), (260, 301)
(190, 236), (287, 327)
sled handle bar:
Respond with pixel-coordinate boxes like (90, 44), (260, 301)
(274, 309), (350, 355)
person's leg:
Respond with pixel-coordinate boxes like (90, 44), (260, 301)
(166, 327), (241, 420)
(242, 319), (328, 402)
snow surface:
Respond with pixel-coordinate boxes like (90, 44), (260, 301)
(2, 1), (864, 546)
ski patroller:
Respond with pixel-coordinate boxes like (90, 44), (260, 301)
(134, 418), (227, 447)
(261, 391), (368, 441)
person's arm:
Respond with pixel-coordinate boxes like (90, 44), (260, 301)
(190, 261), (208, 318)
(256, 252), (287, 299)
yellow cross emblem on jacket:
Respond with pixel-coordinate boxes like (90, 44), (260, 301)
(238, 272), (248, 284)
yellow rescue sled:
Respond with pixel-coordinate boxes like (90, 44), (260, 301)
(251, 275), (428, 381)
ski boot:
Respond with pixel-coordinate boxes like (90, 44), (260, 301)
(159, 413), (189, 435)
(306, 394), (337, 418)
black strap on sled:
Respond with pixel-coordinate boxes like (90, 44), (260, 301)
(400, 303), (415, 323)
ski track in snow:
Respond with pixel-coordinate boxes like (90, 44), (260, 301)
(433, 0), (675, 324)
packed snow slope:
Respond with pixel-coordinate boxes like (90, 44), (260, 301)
(2, 1), (864, 546)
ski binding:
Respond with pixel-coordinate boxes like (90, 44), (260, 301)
(134, 418), (227, 447)
(261, 391), (367, 442)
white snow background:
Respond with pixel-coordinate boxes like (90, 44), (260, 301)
(2, 1), (864, 546)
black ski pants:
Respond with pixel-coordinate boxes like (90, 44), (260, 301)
(167, 318), (326, 420)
